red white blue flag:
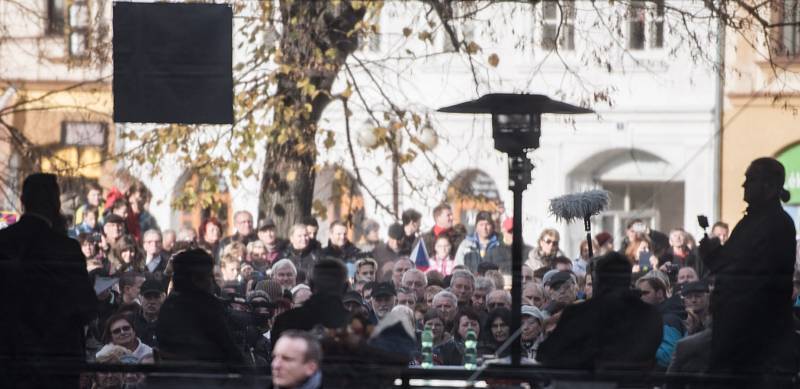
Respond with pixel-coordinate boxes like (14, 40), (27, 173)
(411, 239), (430, 271)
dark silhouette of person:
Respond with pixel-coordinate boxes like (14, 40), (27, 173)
(0, 173), (97, 388)
(537, 251), (663, 370)
(271, 257), (350, 345)
(155, 248), (245, 365)
(699, 157), (797, 377)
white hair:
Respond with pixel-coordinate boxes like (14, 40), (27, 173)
(449, 269), (475, 287)
(432, 290), (458, 306)
(372, 306), (416, 340)
(474, 276), (495, 292)
(401, 268), (427, 286)
(272, 258), (297, 276)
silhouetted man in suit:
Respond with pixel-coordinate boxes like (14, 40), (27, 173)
(0, 173), (97, 388)
(700, 158), (797, 380)
(538, 251), (662, 370)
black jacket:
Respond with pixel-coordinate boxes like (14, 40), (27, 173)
(702, 201), (796, 373)
(320, 241), (362, 262)
(537, 289), (663, 370)
(283, 245), (321, 277)
(156, 289), (245, 365)
(0, 215), (97, 359)
(271, 293), (350, 345)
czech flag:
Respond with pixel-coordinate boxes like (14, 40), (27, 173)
(411, 239), (430, 271)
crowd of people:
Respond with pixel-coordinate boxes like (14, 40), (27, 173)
(1, 157), (799, 389)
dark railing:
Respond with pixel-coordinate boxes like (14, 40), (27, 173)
(2, 358), (798, 388)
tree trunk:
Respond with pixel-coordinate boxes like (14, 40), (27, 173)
(257, 1), (366, 236)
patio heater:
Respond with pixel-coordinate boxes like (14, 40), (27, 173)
(437, 93), (593, 366)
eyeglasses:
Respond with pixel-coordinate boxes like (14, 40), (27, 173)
(487, 302), (507, 309)
(543, 239), (559, 245)
(111, 325), (132, 335)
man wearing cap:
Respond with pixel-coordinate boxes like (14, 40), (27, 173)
(343, 291), (370, 318)
(681, 281), (710, 335)
(257, 218), (287, 264)
(156, 249), (245, 365)
(521, 305), (547, 360)
(460, 211), (511, 274)
(541, 270), (578, 315)
(101, 213), (126, 254)
(538, 252), (662, 370)
(370, 282), (397, 322)
(0, 173), (97, 388)
(134, 278), (165, 347)
(373, 223), (407, 265)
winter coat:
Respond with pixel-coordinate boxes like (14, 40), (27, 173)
(461, 233), (511, 273)
(156, 289), (245, 365)
(537, 289), (663, 370)
(702, 201), (796, 373)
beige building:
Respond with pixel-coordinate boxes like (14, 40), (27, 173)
(721, 1), (800, 228)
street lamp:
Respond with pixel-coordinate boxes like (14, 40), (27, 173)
(437, 93), (593, 366)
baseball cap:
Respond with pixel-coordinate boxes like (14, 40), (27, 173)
(681, 280), (709, 295)
(521, 305), (548, 322)
(371, 282), (396, 298)
(543, 270), (575, 289)
(342, 291), (366, 306)
(257, 218), (276, 231)
(140, 279), (164, 296)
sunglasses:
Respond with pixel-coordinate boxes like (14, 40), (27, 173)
(111, 325), (132, 335)
(543, 239), (559, 245)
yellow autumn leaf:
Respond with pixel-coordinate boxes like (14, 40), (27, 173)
(488, 53), (500, 67)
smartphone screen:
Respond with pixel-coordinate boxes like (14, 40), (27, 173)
(639, 251), (652, 270)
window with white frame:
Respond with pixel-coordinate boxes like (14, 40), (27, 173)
(68, 0), (91, 57)
(541, 1), (575, 50)
(782, 0), (800, 56)
(628, 0), (664, 50)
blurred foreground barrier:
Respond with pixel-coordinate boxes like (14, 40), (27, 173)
(0, 357), (797, 388)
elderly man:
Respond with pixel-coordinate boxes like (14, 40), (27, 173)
(420, 204), (464, 258)
(370, 282), (397, 321)
(391, 258), (413, 288)
(681, 280), (710, 335)
(271, 259), (298, 291)
(486, 289), (512, 311)
(401, 268), (427, 302)
(449, 269), (475, 306)
(142, 229), (168, 281)
(396, 287), (416, 309)
(272, 330), (323, 389)
(542, 271), (578, 314)
(247, 240), (271, 276)
(431, 290), (459, 329)
(523, 282), (547, 309)
(220, 210), (258, 248)
(471, 276), (495, 311)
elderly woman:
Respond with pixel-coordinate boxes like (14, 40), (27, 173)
(526, 228), (564, 271)
(93, 344), (137, 389)
(478, 307), (511, 358)
(101, 313), (153, 363)
(432, 307), (481, 366)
